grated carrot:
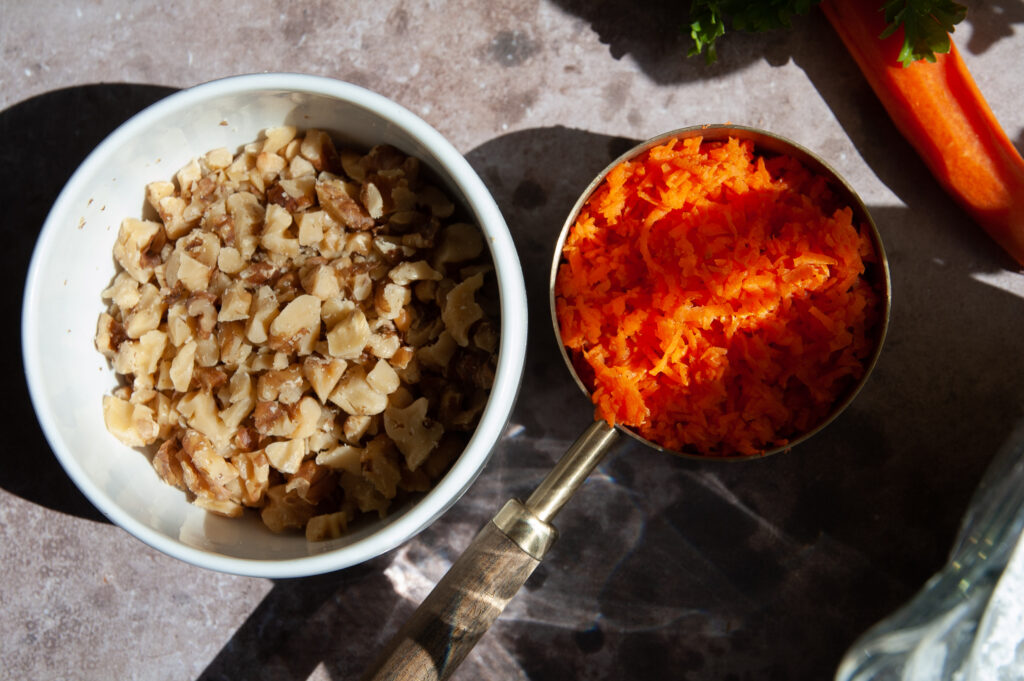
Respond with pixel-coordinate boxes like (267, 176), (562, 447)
(554, 137), (883, 457)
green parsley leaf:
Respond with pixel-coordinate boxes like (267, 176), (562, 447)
(685, 1), (967, 67)
(686, 1), (821, 63)
(689, 2), (727, 64)
(880, 0), (968, 66)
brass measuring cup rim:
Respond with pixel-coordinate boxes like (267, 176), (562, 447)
(547, 124), (893, 461)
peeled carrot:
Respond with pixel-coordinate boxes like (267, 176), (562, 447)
(554, 137), (883, 457)
(822, 0), (1024, 265)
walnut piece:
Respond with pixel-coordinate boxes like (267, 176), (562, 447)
(384, 397), (443, 471)
(442, 272), (485, 347)
(113, 218), (162, 283)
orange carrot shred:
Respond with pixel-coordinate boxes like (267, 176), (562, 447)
(554, 137), (883, 456)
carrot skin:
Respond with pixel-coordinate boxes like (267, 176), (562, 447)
(821, 0), (1024, 265)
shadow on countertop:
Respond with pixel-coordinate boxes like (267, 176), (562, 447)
(1, 83), (177, 524)
(195, 557), (405, 681)
(549, 0), (1024, 85)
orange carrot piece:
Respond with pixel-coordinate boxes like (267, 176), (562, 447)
(821, 0), (1024, 265)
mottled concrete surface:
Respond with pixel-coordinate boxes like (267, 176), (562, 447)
(4, 1), (1024, 680)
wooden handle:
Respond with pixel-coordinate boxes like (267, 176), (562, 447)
(363, 424), (621, 681)
(363, 517), (544, 681)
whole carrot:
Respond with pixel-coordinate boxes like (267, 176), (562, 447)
(821, 0), (1024, 265)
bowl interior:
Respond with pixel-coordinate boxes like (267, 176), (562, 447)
(23, 75), (526, 577)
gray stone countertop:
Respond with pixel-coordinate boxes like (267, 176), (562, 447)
(4, 2), (1024, 679)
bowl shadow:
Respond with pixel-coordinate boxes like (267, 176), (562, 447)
(3, 83), (179, 524)
(195, 556), (404, 681)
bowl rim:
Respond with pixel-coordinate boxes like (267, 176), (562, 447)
(22, 72), (528, 578)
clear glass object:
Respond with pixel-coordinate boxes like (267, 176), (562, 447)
(836, 423), (1024, 681)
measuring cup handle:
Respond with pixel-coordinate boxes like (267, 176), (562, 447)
(362, 420), (619, 681)
(362, 503), (552, 681)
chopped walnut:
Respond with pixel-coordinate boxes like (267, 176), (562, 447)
(316, 175), (374, 230)
(286, 459), (336, 505)
(329, 366), (388, 416)
(433, 222), (484, 268)
(101, 271), (142, 313)
(153, 437), (185, 488)
(233, 450), (270, 506)
(384, 397), (443, 471)
(417, 330), (457, 370)
(261, 203), (299, 257)
(389, 260), (443, 287)
(95, 312), (126, 359)
(262, 126), (297, 155)
(123, 283), (165, 339)
(169, 340), (197, 392)
(296, 211), (329, 248)
(253, 400), (294, 438)
(300, 130), (338, 172)
(257, 364), (307, 404)
(290, 396), (323, 440)
(226, 192), (264, 260)
(147, 181), (191, 239)
(181, 428), (239, 499)
(339, 470), (389, 518)
(302, 354), (347, 403)
(361, 435), (402, 499)
(217, 247), (245, 275)
(218, 281), (252, 322)
(218, 322), (252, 367)
(246, 286), (279, 345)
(360, 181), (385, 219)
(442, 272), (485, 346)
(305, 510), (350, 542)
(176, 390), (234, 452)
(205, 147), (233, 170)
(265, 438), (306, 475)
(166, 230), (219, 292)
(261, 484), (316, 533)
(102, 395), (158, 447)
(301, 263), (340, 299)
(315, 443), (363, 474)
(417, 185), (455, 218)
(194, 495), (244, 519)
(96, 128), (499, 539)
(375, 282), (411, 321)
(220, 369), (255, 429)
(326, 306), (370, 359)
(268, 294), (321, 355)
(342, 414), (373, 443)
(113, 218), (163, 284)
(367, 359), (400, 395)
(473, 321), (499, 353)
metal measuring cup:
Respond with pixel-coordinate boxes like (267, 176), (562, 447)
(364, 124), (892, 681)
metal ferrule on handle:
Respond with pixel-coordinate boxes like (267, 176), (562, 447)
(491, 419), (618, 560)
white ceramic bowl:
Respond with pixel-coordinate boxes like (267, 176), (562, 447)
(23, 73), (528, 578)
